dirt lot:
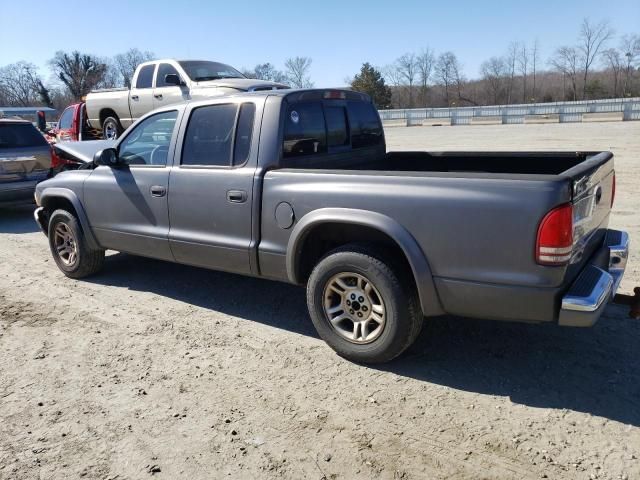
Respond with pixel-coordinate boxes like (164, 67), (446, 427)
(1, 122), (639, 480)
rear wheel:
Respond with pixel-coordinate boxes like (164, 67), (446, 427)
(306, 245), (423, 363)
(48, 209), (105, 278)
(102, 116), (122, 140)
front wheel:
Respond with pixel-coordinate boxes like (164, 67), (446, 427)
(102, 116), (122, 140)
(306, 245), (423, 363)
(48, 209), (105, 278)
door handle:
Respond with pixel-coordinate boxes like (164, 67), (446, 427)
(131, 95), (139, 101)
(154, 94), (163, 100)
(150, 185), (166, 197)
(226, 190), (247, 203)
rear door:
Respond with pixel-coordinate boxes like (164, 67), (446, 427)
(83, 109), (180, 260)
(168, 100), (258, 274)
(129, 64), (156, 121)
(153, 62), (189, 110)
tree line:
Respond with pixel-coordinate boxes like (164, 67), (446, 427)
(353, 18), (638, 109)
(0, 17), (637, 112)
(0, 50), (314, 111)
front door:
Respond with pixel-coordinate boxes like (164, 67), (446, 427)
(83, 109), (180, 260)
(168, 101), (257, 274)
(128, 63), (156, 124)
(153, 63), (190, 110)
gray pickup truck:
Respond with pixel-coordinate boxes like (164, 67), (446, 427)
(34, 88), (629, 363)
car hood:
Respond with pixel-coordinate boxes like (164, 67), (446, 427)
(53, 139), (116, 164)
(193, 78), (288, 91)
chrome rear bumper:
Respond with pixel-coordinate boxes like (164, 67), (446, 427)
(559, 229), (629, 327)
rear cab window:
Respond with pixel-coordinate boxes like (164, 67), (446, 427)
(0, 123), (48, 148)
(282, 95), (382, 161)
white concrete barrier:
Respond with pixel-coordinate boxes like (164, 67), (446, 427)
(422, 118), (452, 126)
(381, 118), (408, 127)
(582, 112), (624, 122)
(524, 114), (560, 124)
(470, 116), (502, 125)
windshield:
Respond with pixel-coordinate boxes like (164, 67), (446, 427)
(178, 61), (245, 81)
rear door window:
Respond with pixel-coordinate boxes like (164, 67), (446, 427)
(283, 102), (327, 157)
(182, 104), (239, 167)
(347, 101), (383, 148)
(0, 123), (48, 148)
(233, 103), (256, 166)
(135, 65), (155, 89)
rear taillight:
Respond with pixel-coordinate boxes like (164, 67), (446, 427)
(611, 172), (616, 208)
(50, 147), (63, 169)
(536, 203), (573, 266)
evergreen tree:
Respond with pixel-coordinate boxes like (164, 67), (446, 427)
(351, 63), (392, 108)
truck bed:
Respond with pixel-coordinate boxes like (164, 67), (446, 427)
(282, 148), (608, 178)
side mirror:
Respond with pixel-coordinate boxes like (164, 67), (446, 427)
(93, 148), (120, 167)
(164, 73), (184, 86)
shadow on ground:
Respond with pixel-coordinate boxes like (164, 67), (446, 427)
(88, 253), (640, 426)
(0, 205), (39, 234)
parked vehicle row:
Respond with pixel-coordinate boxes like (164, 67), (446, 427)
(34, 88), (628, 363)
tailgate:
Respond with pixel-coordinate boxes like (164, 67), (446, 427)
(0, 145), (51, 184)
(563, 152), (615, 270)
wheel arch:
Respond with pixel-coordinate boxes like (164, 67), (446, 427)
(286, 208), (443, 317)
(99, 108), (120, 126)
(40, 188), (100, 250)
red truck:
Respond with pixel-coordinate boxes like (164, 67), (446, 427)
(48, 103), (100, 143)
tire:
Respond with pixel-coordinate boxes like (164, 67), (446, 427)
(306, 244), (423, 364)
(102, 116), (122, 140)
(48, 209), (105, 279)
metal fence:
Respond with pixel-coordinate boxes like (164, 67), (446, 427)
(378, 97), (640, 126)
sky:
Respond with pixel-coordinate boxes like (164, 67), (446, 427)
(0, 0), (638, 87)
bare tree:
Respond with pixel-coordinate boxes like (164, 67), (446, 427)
(518, 43), (529, 102)
(551, 46), (579, 100)
(114, 48), (155, 88)
(578, 18), (614, 98)
(284, 56), (313, 88)
(531, 39), (540, 101)
(434, 52), (458, 105)
(396, 53), (417, 107)
(0, 62), (41, 106)
(620, 34), (640, 96)
(603, 48), (623, 97)
(505, 42), (519, 104)
(50, 51), (107, 100)
(252, 63), (288, 83)
(480, 57), (507, 104)
(416, 48), (435, 107)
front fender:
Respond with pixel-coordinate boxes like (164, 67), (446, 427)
(39, 187), (100, 250)
(286, 208), (443, 317)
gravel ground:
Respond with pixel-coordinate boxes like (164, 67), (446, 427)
(0, 121), (639, 480)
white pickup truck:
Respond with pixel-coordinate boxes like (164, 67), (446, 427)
(85, 59), (288, 139)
